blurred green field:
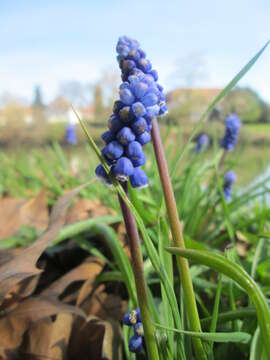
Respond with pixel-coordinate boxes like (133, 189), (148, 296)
(1, 122), (269, 200)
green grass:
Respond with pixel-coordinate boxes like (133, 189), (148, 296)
(1, 128), (269, 359)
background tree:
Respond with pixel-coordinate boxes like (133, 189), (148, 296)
(32, 85), (44, 109)
(32, 85), (46, 125)
(58, 81), (91, 107)
(0, 101), (26, 146)
(222, 87), (264, 123)
(93, 83), (105, 122)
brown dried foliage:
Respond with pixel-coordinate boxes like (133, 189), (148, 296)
(0, 184), (126, 359)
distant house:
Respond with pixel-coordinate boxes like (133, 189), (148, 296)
(46, 97), (94, 124)
(0, 103), (35, 126)
(167, 88), (222, 122)
(47, 96), (70, 123)
(24, 107), (34, 124)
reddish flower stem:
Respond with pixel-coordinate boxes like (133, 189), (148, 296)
(118, 182), (159, 360)
(151, 117), (207, 360)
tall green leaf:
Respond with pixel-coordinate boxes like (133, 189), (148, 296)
(166, 247), (270, 357)
(154, 323), (251, 344)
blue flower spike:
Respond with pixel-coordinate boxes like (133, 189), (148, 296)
(96, 36), (167, 188)
(195, 134), (209, 153)
(123, 308), (144, 354)
(223, 171), (237, 201)
(221, 113), (241, 151)
(129, 335), (143, 353)
(65, 123), (77, 145)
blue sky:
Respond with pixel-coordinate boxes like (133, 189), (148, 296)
(1, 0), (270, 103)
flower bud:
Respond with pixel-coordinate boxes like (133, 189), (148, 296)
(95, 164), (112, 185)
(129, 335), (143, 353)
(134, 322), (144, 336)
(130, 167), (148, 188)
(126, 141), (146, 167)
(137, 131), (151, 145)
(119, 88), (135, 105)
(132, 118), (148, 135)
(132, 102), (146, 118)
(103, 141), (123, 160)
(101, 130), (115, 144)
(117, 127), (135, 145)
(112, 157), (134, 181)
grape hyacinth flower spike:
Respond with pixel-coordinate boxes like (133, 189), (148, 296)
(65, 122), (77, 145)
(95, 36), (168, 188)
(221, 113), (241, 151)
(223, 170), (236, 200)
(123, 308), (144, 353)
(195, 133), (209, 153)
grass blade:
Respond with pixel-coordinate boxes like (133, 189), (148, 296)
(165, 247), (270, 356)
(154, 323), (251, 344)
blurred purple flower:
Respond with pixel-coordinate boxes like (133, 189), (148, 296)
(223, 171), (237, 200)
(221, 113), (241, 151)
(195, 134), (209, 153)
(65, 123), (77, 145)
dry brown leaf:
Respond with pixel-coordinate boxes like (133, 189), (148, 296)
(82, 285), (126, 322)
(19, 318), (53, 359)
(0, 249), (23, 268)
(76, 276), (102, 308)
(66, 199), (116, 224)
(20, 189), (49, 230)
(0, 296), (85, 350)
(42, 257), (104, 298)
(0, 190), (49, 240)
(68, 316), (122, 360)
(7, 295), (86, 321)
(0, 182), (91, 302)
(68, 316), (105, 360)
(7, 275), (40, 302)
(48, 313), (73, 360)
(1, 275), (41, 311)
(0, 314), (27, 350)
(99, 319), (123, 360)
(0, 198), (24, 238)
